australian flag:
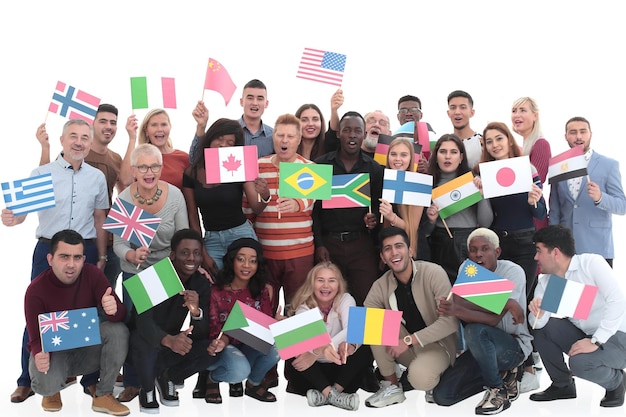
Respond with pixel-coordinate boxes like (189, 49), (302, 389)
(39, 307), (101, 352)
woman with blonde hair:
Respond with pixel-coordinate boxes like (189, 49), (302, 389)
(511, 97), (551, 184)
(378, 137), (423, 259)
(284, 262), (372, 411)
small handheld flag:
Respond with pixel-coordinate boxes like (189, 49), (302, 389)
(48, 81), (101, 124)
(296, 48), (347, 87)
(452, 260), (515, 314)
(222, 301), (276, 354)
(431, 172), (482, 219)
(479, 156), (533, 199)
(204, 58), (237, 106)
(382, 169), (433, 207)
(123, 258), (184, 314)
(540, 275), (598, 320)
(205, 146), (259, 184)
(279, 162), (333, 200)
(322, 173), (371, 209)
(103, 197), (161, 248)
(346, 306), (402, 346)
(39, 307), (101, 352)
(547, 146), (588, 184)
(2, 173), (55, 215)
(269, 308), (331, 360)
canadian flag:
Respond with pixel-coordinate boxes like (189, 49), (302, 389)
(205, 145), (259, 184)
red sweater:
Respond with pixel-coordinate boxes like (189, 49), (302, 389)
(24, 264), (125, 356)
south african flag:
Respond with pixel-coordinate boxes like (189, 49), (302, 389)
(322, 173), (371, 209)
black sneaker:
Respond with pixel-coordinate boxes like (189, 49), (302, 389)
(139, 389), (159, 414)
(475, 387), (510, 415)
(155, 369), (180, 406)
(399, 370), (415, 392)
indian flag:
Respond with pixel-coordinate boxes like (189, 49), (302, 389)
(346, 306), (403, 346)
(222, 301), (276, 355)
(432, 172), (482, 219)
(269, 308), (331, 360)
(123, 258), (184, 314)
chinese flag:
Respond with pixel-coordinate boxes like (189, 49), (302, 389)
(204, 58), (237, 106)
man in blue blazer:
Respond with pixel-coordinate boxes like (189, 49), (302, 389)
(549, 116), (626, 267)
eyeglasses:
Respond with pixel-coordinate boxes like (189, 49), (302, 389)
(398, 107), (422, 115)
(365, 118), (389, 127)
(134, 164), (162, 173)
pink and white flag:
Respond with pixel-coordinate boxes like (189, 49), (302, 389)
(479, 156), (533, 199)
(205, 145), (259, 184)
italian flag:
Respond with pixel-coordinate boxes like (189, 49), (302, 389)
(123, 258), (184, 314)
(431, 172), (482, 219)
(269, 308), (331, 360)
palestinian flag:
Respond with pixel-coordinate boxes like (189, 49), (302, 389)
(269, 308), (331, 360)
(451, 260), (515, 314)
(322, 173), (371, 209)
(221, 300), (276, 354)
(431, 172), (482, 219)
(123, 258), (184, 314)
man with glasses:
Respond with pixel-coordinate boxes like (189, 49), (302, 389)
(397, 95), (437, 173)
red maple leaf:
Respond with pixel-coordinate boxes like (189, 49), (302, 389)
(222, 153), (241, 175)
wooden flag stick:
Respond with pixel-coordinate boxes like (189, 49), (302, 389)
(442, 218), (453, 239)
(257, 192), (261, 203)
(344, 343), (348, 365)
(531, 314), (539, 330)
(380, 213), (384, 223)
(446, 291), (453, 301)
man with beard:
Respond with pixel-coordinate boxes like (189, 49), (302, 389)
(2, 119), (109, 403)
(446, 90), (482, 169)
(313, 111), (384, 306)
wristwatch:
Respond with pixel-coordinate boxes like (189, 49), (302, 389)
(403, 335), (413, 346)
(590, 336), (603, 347)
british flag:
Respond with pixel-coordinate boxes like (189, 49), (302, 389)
(103, 197), (161, 248)
(39, 311), (70, 334)
(48, 81), (101, 124)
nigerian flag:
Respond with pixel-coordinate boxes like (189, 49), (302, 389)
(123, 257), (184, 314)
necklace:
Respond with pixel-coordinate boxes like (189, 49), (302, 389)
(134, 185), (162, 205)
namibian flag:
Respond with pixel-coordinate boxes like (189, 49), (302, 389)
(279, 162), (333, 200)
(221, 301), (276, 355)
(431, 172), (482, 219)
(540, 275), (598, 320)
(547, 145), (588, 184)
(322, 173), (371, 209)
(451, 260), (515, 314)
(346, 306), (403, 346)
(123, 258), (184, 314)
(269, 308), (331, 360)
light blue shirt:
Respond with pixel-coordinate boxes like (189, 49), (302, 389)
(31, 154), (108, 239)
(238, 116), (274, 157)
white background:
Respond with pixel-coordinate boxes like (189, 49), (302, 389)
(1, 1), (624, 415)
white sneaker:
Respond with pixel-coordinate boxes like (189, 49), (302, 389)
(520, 370), (540, 393)
(365, 381), (405, 408)
(306, 389), (328, 407)
(532, 352), (543, 371)
(328, 387), (359, 411)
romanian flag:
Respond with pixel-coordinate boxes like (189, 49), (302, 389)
(322, 173), (371, 209)
(431, 172), (482, 219)
(279, 162), (333, 200)
(540, 275), (598, 320)
(39, 307), (101, 352)
(204, 58), (237, 106)
(547, 146), (588, 184)
(222, 301), (276, 355)
(205, 145), (259, 184)
(452, 260), (515, 314)
(346, 306), (403, 346)
(269, 308), (331, 360)
(123, 258), (184, 314)
(382, 169), (433, 207)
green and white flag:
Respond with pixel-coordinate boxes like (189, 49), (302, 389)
(431, 172), (482, 219)
(123, 257), (184, 314)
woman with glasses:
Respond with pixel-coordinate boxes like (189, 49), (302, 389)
(113, 143), (189, 402)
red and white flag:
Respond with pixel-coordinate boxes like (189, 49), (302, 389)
(205, 145), (259, 184)
(479, 156), (533, 199)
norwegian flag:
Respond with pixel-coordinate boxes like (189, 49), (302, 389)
(48, 81), (101, 124)
(39, 311), (70, 334)
(103, 197), (161, 248)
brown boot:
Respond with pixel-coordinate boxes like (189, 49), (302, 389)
(42, 392), (62, 412)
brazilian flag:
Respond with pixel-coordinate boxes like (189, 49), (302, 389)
(279, 163), (333, 200)
(322, 173), (371, 209)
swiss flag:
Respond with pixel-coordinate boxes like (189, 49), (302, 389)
(205, 145), (259, 184)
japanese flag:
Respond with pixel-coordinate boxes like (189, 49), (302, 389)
(479, 156), (533, 199)
(205, 145), (259, 184)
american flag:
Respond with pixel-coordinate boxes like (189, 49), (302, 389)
(103, 197), (161, 248)
(48, 81), (101, 124)
(39, 307), (101, 352)
(2, 173), (56, 216)
(296, 48), (347, 87)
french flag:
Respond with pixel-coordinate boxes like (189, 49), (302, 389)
(540, 274), (598, 320)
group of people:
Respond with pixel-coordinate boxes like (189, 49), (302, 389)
(3, 80), (626, 416)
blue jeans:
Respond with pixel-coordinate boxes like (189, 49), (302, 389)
(204, 221), (257, 270)
(207, 344), (280, 386)
(464, 323), (525, 388)
(103, 246), (122, 289)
